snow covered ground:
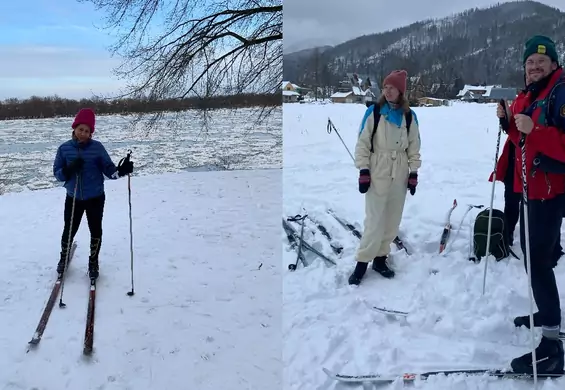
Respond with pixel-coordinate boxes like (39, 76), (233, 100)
(0, 107), (281, 194)
(282, 101), (565, 389)
(0, 169), (281, 390)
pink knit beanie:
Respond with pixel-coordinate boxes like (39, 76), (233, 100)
(72, 108), (96, 133)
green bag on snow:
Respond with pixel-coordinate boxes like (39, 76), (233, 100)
(473, 208), (511, 262)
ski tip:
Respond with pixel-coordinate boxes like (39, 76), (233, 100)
(322, 368), (334, 378)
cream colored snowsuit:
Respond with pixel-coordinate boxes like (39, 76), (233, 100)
(354, 107), (422, 262)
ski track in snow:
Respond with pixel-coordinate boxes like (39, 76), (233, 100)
(0, 170), (281, 390)
(283, 102), (565, 389)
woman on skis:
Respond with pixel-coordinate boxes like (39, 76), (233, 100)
(349, 70), (422, 285)
(53, 108), (134, 280)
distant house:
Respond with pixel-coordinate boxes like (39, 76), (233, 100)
(282, 81), (305, 103)
(456, 84), (517, 104)
(482, 87), (518, 104)
(330, 91), (355, 104)
(349, 73), (381, 101)
(330, 73), (379, 104)
(418, 97), (450, 107)
(457, 85), (495, 102)
(283, 90), (300, 103)
(282, 81), (301, 93)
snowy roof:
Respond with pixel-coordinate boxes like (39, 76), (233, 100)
(483, 87), (517, 100)
(352, 86), (363, 95)
(344, 73), (380, 96)
(282, 81), (300, 89)
(456, 84), (501, 97)
(331, 92), (353, 98)
(282, 90), (300, 96)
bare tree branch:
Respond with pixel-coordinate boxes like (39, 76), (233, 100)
(79, 0), (282, 129)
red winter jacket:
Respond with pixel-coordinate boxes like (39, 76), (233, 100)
(489, 137), (512, 183)
(489, 68), (565, 200)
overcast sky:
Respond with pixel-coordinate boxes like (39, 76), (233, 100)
(283, 0), (565, 53)
(0, 0), (127, 100)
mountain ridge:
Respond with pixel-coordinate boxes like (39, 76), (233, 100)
(283, 1), (565, 94)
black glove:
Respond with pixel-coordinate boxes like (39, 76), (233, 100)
(359, 169), (370, 194)
(499, 99), (509, 133)
(117, 153), (134, 177)
(407, 172), (418, 196)
(62, 157), (84, 179)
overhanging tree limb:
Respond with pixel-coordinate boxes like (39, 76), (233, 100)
(81, 0), (282, 104)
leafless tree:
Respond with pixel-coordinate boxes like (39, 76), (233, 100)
(80, 0), (282, 130)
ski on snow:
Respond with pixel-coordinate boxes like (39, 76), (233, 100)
(323, 367), (563, 384)
(283, 217), (337, 269)
(439, 199), (458, 253)
(28, 241), (78, 348)
(83, 277), (97, 355)
(327, 209), (411, 255)
(28, 241), (98, 355)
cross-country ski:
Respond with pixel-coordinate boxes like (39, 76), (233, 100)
(27, 241), (78, 348)
(323, 367), (564, 384)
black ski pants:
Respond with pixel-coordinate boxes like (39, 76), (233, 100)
(503, 181), (520, 245)
(503, 142), (562, 257)
(61, 193), (106, 254)
(503, 144), (520, 245)
(519, 194), (564, 328)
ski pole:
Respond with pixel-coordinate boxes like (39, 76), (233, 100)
(482, 99), (505, 295)
(59, 174), (79, 308)
(123, 150), (135, 297)
(519, 131), (537, 386)
(288, 214), (307, 271)
(327, 118), (355, 163)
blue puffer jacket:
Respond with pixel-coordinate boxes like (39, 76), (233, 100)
(53, 138), (119, 200)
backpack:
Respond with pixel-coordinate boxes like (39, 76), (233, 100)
(365, 101), (413, 154)
(529, 73), (565, 174)
(546, 73), (565, 128)
(472, 208), (510, 262)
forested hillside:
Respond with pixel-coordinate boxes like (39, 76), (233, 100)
(283, 1), (565, 94)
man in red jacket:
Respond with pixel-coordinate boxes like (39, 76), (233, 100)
(491, 133), (563, 264)
(496, 35), (565, 375)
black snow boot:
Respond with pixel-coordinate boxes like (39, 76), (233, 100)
(348, 261), (368, 285)
(57, 242), (71, 275)
(372, 256), (395, 278)
(88, 237), (101, 280)
(88, 259), (99, 280)
(514, 312), (542, 329)
(511, 336), (564, 375)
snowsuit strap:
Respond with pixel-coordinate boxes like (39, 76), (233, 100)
(368, 102), (412, 153)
